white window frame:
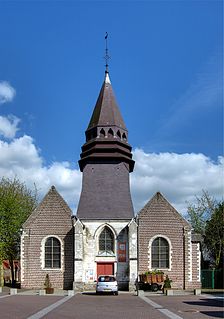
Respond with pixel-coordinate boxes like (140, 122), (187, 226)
(40, 235), (63, 271)
(148, 235), (172, 271)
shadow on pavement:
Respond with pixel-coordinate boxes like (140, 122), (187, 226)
(184, 298), (223, 308)
(184, 298), (224, 319)
(200, 311), (224, 318)
(82, 292), (119, 296)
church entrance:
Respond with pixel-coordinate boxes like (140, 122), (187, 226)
(97, 262), (114, 277)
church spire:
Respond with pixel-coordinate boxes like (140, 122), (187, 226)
(78, 40), (135, 173)
(104, 32), (110, 74)
(77, 43), (135, 219)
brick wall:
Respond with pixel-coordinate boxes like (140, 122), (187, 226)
(137, 192), (201, 290)
(21, 186), (73, 290)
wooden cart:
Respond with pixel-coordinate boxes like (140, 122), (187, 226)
(136, 273), (164, 292)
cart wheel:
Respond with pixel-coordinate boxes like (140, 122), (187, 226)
(151, 283), (159, 292)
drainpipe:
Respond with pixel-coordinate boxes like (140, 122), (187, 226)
(136, 215), (139, 295)
(183, 227), (186, 290)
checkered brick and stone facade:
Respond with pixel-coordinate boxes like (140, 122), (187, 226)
(21, 186), (74, 290)
(137, 192), (201, 289)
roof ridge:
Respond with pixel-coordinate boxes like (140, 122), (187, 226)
(137, 191), (190, 227)
(23, 186), (72, 228)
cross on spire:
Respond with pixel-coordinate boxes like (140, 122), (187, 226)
(104, 32), (110, 73)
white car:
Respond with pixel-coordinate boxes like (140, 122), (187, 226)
(96, 275), (118, 295)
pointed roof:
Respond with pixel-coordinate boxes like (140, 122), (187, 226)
(137, 191), (190, 227)
(87, 72), (127, 130)
(23, 185), (72, 228)
(79, 71), (135, 172)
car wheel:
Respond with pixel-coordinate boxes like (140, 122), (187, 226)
(114, 291), (118, 295)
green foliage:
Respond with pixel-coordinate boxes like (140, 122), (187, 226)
(187, 190), (223, 268)
(144, 270), (164, 275)
(187, 190), (217, 234)
(204, 202), (224, 269)
(44, 274), (52, 288)
(163, 275), (172, 288)
(0, 177), (37, 284)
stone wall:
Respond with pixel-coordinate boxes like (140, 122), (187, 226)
(74, 219), (135, 291)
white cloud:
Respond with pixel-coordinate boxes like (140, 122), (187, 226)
(0, 115), (20, 138)
(0, 81), (16, 104)
(0, 135), (223, 216)
(131, 149), (223, 214)
(0, 135), (82, 213)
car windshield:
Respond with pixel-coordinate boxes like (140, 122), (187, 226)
(98, 276), (116, 282)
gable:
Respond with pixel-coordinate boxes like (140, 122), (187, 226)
(137, 192), (190, 228)
(23, 185), (72, 229)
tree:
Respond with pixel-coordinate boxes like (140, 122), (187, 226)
(204, 202), (224, 269)
(0, 177), (37, 286)
(187, 190), (217, 234)
(186, 190), (223, 268)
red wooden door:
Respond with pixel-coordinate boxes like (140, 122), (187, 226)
(97, 263), (114, 277)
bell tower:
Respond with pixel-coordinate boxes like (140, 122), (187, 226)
(77, 70), (135, 220)
(74, 38), (137, 292)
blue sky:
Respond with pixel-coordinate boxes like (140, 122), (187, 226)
(0, 1), (223, 214)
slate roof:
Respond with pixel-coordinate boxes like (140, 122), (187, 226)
(77, 72), (135, 219)
(87, 72), (127, 130)
(79, 72), (135, 172)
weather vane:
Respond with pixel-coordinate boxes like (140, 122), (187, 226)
(104, 32), (110, 73)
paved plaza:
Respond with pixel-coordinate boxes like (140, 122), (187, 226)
(0, 290), (223, 319)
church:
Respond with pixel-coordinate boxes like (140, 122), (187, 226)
(20, 66), (201, 292)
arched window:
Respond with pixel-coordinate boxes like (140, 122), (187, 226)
(117, 130), (121, 139)
(151, 237), (169, 268)
(108, 128), (114, 138)
(99, 227), (114, 255)
(122, 133), (127, 141)
(100, 128), (105, 138)
(45, 237), (61, 268)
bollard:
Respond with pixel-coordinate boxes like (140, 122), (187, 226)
(194, 288), (201, 295)
(10, 288), (17, 295)
(138, 290), (144, 297)
(0, 287), (2, 293)
(166, 289), (173, 296)
(68, 290), (75, 296)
